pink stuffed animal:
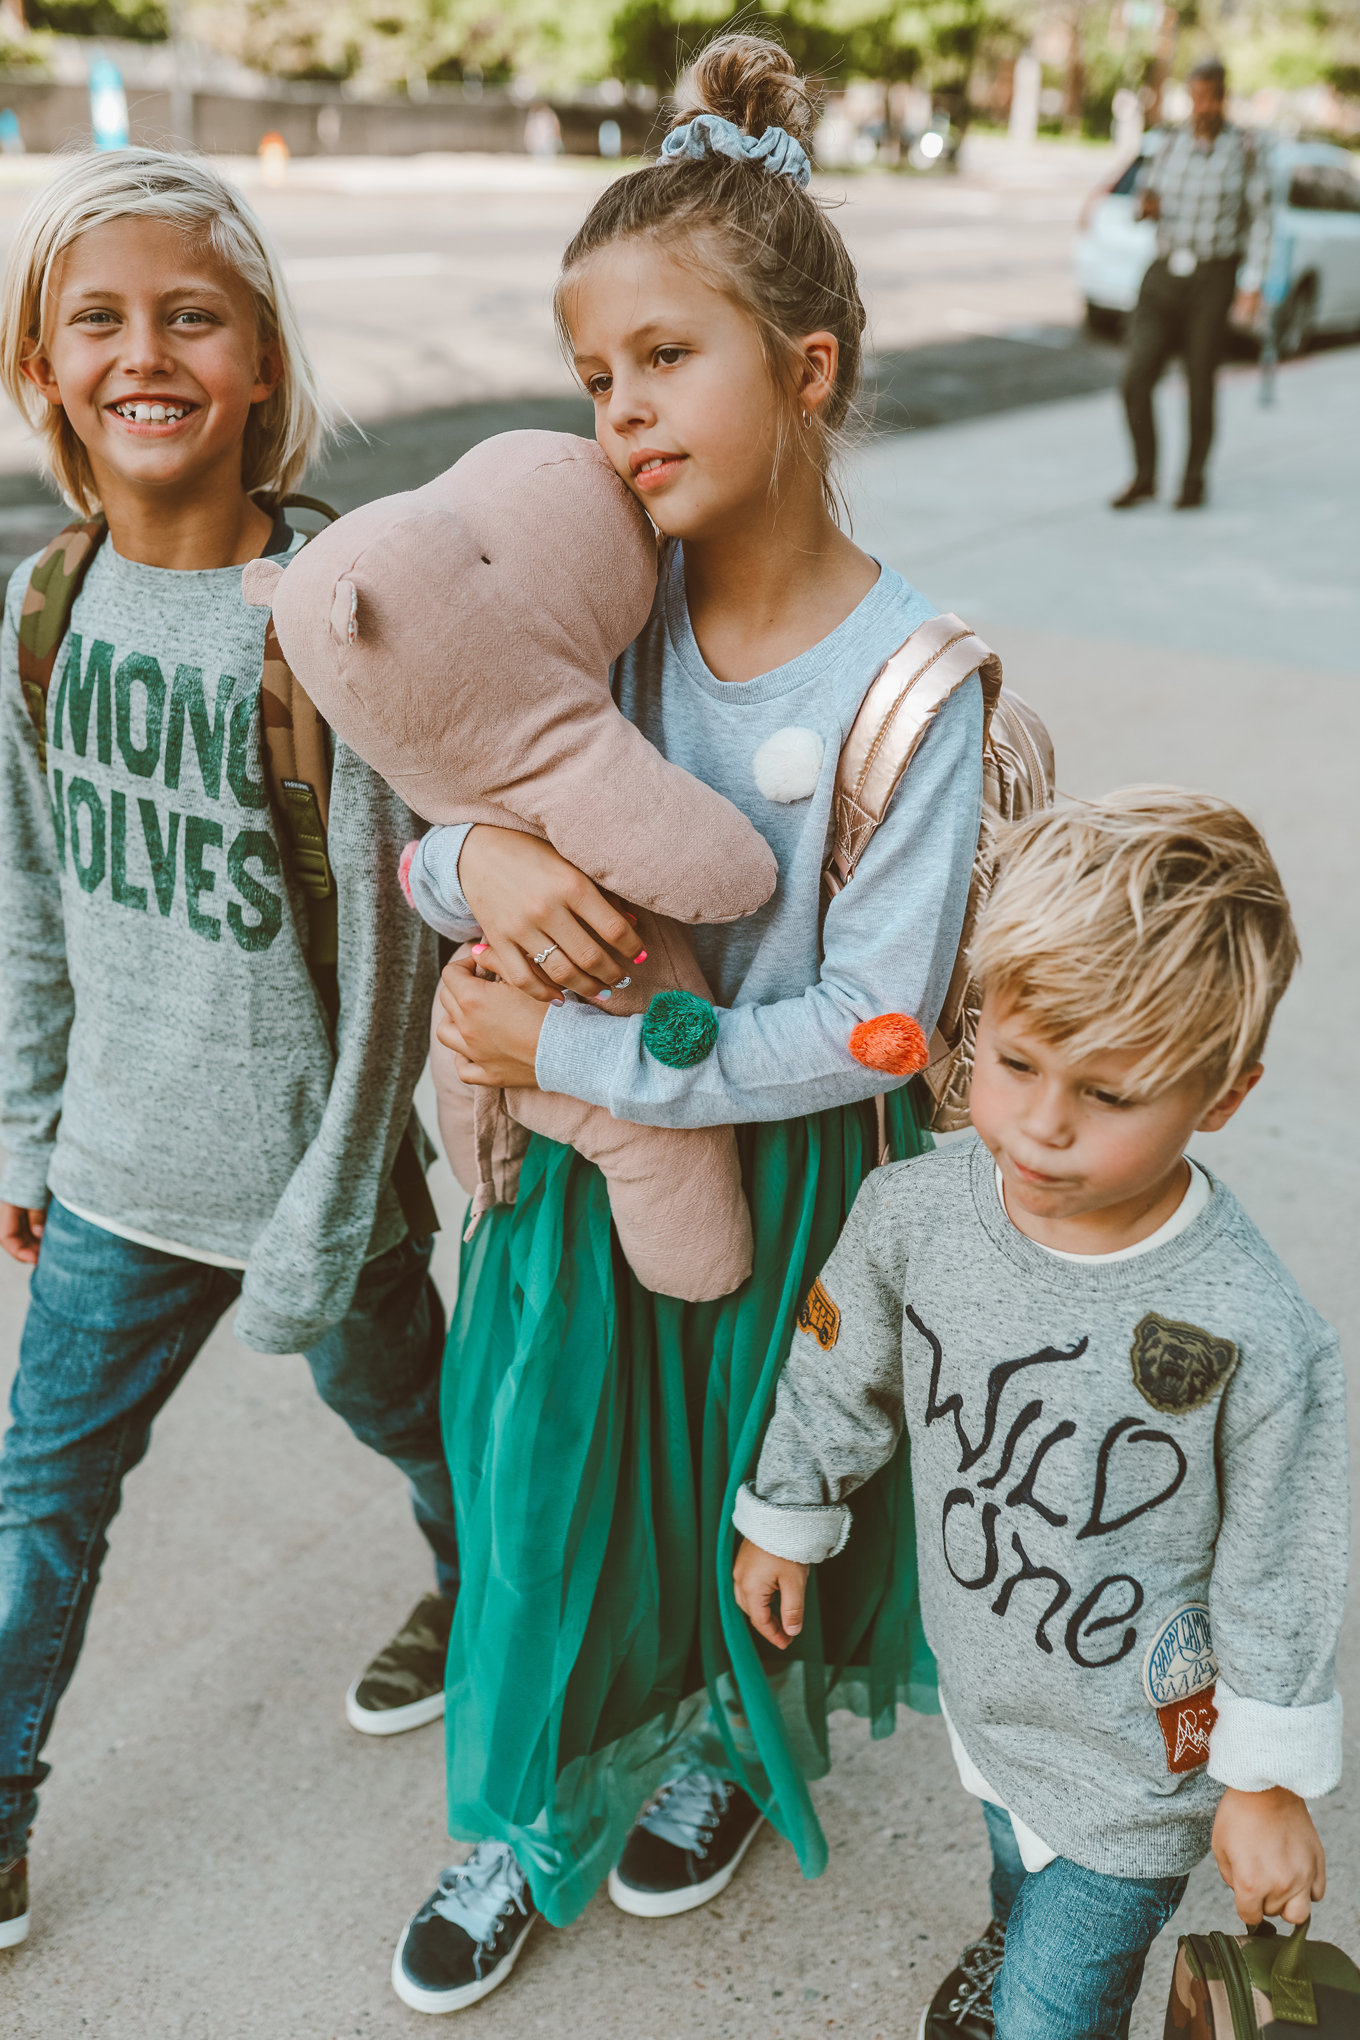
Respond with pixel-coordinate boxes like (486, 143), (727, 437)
(242, 431), (779, 1301)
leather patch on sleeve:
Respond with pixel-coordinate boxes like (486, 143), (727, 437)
(1157, 1685), (1217, 1772)
(797, 1277), (841, 1351)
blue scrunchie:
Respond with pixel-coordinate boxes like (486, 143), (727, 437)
(660, 112), (812, 188)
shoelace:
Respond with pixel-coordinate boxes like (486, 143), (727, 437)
(946, 1920), (1007, 2028)
(638, 1770), (730, 1856)
(430, 1841), (528, 1977)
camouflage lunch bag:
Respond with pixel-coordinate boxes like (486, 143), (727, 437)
(1165, 1917), (1360, 2036)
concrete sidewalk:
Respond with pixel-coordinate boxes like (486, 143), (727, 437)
(1, 354), (1356, 2039)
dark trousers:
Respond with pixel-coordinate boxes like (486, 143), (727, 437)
(0, 1202), (458, 1859)
(1122, 256), (1238, 490)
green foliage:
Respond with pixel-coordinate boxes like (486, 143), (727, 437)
(27, 0), (167, 37)
(610, 0), (1008, 91)
(193, 0), (615, 87)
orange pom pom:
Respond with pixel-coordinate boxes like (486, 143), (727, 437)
(849, 1013), (929, 1076)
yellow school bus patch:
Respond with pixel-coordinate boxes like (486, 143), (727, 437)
(797, 1277), (841, 1351)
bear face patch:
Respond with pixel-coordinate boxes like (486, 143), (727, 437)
(1130, 1314), (1237, 1415)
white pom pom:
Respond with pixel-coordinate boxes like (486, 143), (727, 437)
(752, 726), (826, 803)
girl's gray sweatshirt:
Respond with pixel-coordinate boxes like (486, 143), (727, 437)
(0, 538), (438, 1354)
(735, 1137), (1348, 1880)
(407, 549), (984, 1127)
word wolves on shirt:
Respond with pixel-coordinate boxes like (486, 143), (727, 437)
(47, 632), (285, 951)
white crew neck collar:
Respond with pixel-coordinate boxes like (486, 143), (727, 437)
(994, 1158), (1212, 1263)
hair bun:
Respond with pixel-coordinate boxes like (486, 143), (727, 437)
(672, 32), (819, 153)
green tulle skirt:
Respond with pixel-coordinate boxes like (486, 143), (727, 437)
(439, 1086), (940, 1926)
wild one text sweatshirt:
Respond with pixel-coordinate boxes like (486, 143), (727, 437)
(0, 535), (439, 1353)
(735, 1137), (1348, 1879)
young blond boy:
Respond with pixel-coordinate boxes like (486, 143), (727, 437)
(734, 789), (1346, 2039)
(0, 152), (455, 1951)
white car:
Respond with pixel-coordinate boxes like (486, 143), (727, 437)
(1075, 134), (1360, 355)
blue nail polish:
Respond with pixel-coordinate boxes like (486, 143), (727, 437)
(596, 989), (613, 1001)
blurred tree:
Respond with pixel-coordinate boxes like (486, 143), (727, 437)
(190, 0), (614, 87)
(610, 0), (1006, 97)
(27, 0), (166, 35)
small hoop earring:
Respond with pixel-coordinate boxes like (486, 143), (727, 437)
(801, 410), (813, 430)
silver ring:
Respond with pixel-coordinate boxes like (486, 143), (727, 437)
(613, 977), (632, 990)
(532, 943), (558, 968)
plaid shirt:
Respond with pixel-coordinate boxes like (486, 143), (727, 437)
(1137, 122), (1272, 291)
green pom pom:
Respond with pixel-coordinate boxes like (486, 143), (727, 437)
(642, 989), (719, 1069)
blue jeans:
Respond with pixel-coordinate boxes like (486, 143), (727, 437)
(0, 1200), (459, 1861)
(982, 1801), (1188, 2040)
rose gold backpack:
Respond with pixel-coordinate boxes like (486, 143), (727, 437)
(822, 613), (1054, 1133)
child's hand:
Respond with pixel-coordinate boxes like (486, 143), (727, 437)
(1211, 1785), (1326, 1926)
(733, 1537), (810, 1650)
(458, 826), (641, 1003)
(0, 1202), (45, 1266)
(437, 953), (544, 1088)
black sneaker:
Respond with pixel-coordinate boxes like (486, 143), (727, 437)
(608, 1772), (764, 1918)
(392, 1842), (537, 2014)
(917, 1918), (1007, 2037)
(346, 1591), (454, 1736)
(0, 1850), (28, 1949)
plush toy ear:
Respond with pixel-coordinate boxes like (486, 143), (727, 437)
(330, 577), (358, 645)
(241, 557), (284, 609)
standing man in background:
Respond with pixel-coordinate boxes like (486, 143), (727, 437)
(1113, 59), (1270, 511)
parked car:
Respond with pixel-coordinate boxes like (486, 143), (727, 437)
(1075, 134), (1360, 355)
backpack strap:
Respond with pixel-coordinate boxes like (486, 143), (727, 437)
(16, 515), (108, 777)
(823, 613), (1001, 899)
(256, 492), (439, 1241)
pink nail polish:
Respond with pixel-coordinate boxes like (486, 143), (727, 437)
(633, 950), (647, 964)
(623, 912), (638, 924)
(551, 996), (565, 1006)
(471, 942), (487, 955)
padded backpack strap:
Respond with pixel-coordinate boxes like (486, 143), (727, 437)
(255, 502), (439, 1241)
(16, 516), (108, 776)
(824, 613), (1000, 897)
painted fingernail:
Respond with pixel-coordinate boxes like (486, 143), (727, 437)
(623, 912), (638, 924)
(596, 989), (613, 1001)
(471, 942), (487, 955)
(633, 950), (647, 964)
(613, 976), (631, 990)
(551, 996), (565, 1006)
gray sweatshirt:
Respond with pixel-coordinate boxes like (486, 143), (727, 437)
(735, 1136), (1348, 1879)
(407, 548), (984, 1127)
(0, 538), (438, 1354)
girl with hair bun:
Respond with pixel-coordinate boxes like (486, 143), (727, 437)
(392, 33), (986, 2013)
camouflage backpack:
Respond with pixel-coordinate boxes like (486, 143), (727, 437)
(16, 497), (438, 1239)
(1165, 1917), (1360, 2036)
(822, 611), (1055, 1135)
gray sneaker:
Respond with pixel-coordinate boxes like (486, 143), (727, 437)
(1, 1851), (29, 1948)
(346, 1592), (454, 1736)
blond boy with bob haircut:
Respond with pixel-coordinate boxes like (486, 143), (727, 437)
(0, 152), (458, 1953)
(734, 789), (1346, 2040)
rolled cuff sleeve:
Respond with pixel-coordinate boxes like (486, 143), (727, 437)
(407, 824), (479, 942)
(1208, 1678), (1343, 1798)
(732, 1480), (850, 1564)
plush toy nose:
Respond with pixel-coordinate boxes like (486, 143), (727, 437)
(241, 557), (284, 609)
(331, 578), (358, 644)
